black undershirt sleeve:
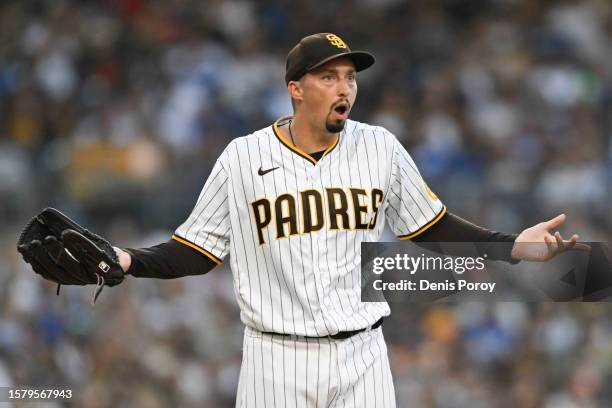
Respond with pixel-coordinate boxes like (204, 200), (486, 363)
(412, 212), (520, 263)
(121, 211), (517, 279)
(123, 239), (218, 279)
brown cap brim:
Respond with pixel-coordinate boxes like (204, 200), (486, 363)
(306, 51), (375, 74)
(286, 51), (375, 84)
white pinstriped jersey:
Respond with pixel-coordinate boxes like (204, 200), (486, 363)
(174, 117), (446, 337)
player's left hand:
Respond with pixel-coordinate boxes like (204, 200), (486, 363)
(510, 214), (591, 262)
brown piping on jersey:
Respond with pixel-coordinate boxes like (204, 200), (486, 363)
(397, 205), (447, 240)
(172, 234), (223, 265)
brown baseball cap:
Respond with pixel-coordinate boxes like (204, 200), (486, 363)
(285, 33), (375, 84)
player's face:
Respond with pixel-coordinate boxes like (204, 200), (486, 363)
(299, 58), (357, 133)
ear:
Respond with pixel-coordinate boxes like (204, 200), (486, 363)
(288, 81), (303, 102)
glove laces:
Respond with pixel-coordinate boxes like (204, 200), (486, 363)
(55, 274), (105, 305)
(91, 274), (105, 305)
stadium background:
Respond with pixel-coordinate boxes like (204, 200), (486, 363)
(1, 0), (612, 406)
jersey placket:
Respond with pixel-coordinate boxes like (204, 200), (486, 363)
(305, 158), (339, 333)
(310, 153), (350, 335)
(307, 141), (349, 334)
(277, 140), (329, 335)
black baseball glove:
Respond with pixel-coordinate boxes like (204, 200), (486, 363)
(17, 208), (125, 303)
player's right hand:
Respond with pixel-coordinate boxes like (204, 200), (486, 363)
(113, 247), (132, 272)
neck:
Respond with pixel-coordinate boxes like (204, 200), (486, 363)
(289, 114), (340, 154)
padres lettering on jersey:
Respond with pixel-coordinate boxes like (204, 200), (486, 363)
(174, 117), (446, 336)
(251, 187), (384, 245)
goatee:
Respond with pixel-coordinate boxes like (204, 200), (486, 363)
(326, 120), (345, 133)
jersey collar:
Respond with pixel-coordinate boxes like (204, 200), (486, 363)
(272, 116), (341, 165)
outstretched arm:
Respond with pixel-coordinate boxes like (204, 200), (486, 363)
(114, 240), (218, 278)
(412, 212), (519, 262)
(413, 212), (589, 263)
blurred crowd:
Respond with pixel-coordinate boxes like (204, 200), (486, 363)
(1, 0), (612, 406)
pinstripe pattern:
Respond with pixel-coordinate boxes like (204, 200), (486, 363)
(238, 326), (396, 408)
(174, 117), (444, 407)
(175, 118), (444, 336)
(385, 138), (446, 236)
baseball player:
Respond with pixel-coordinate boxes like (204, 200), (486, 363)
(18, 33), (589, 407)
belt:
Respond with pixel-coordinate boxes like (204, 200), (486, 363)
(262, 317), (383, 340)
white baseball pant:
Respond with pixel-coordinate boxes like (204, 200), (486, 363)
(236, 325), (396, 407)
